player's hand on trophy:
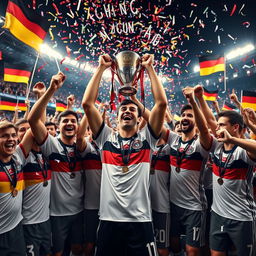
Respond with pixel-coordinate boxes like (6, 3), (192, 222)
(99, 54), (112, 69)
(141, 54), (154, 69)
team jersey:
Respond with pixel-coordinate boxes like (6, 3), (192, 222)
(40, 134), (92, 216)
(0, 145), (26, 234)
(82, 139), (102, 210)
(94, 123), (159, 222)
(150, 144), (170, 213)
(22, 150), (51, 224)
(168, 131), (210, 211)
(211, 138), (256, 221)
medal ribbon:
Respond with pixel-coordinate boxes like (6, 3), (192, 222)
(118, 134), (137, 167)
(151, 144), (165, 171)
(176, 135), (198, 168)
(218, 145), (237, 178)
(32, 150), (48, 182)
(0, 159), (17, 189)
(58, 138), (77, 172)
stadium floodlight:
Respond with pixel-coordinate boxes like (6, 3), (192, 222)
(233, 73), (238, 78)
(226, 44), (255, 60)
(193, 65), (200, 73)
(0, 18), (3, 23)
(40, 44), (63, 60)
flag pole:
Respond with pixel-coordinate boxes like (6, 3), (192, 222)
(55, 57), (60, 72)
(26, 52), (40, 100)
(223, 56), (227, 93)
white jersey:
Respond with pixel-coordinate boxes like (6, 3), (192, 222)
(82, 139), (102, 210)
(22, 150), (51, 224)
(94, 123), (158, 222)
(211, 138), (256, 221)
(0, 145), (26, 234)
(40, 134), (92, 216)
(168, 131), (210, 211)
(150, 144), (170, 213)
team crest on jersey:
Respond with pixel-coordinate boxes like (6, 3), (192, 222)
(132, 140), (143, 149)
(186, 146), (194, 154)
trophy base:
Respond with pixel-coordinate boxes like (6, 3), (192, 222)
(119, 86), (137, 96)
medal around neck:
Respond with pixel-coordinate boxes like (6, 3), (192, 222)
(70, 173), (76, 179)
(175, 166), (181, 173)
(12, 188), (18, 197)
(217, 177), (224, 185)
(122, 166), (129, 173)
(43, 180), (48, 187)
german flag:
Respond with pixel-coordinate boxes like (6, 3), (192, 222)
(56, 100), (67, 112)
(241, 90), (256, 111)
(203, 87), (218, 101)
(0, 96), (27, 111)
(199, 54), (225, 76)
(3, 0), (49, 51)
(222, 101), (237, 111)
(4, 62), (31, 84)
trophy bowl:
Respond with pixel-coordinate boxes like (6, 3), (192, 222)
(114, 51), (141, 96)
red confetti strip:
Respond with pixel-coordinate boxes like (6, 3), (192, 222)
(75, 54), (85, 61)
(230, 4), (237, 16)
(52, 3), (60, 15)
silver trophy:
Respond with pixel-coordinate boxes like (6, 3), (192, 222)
(113, 51), (141, 96)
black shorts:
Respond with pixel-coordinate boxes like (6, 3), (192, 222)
(23, 220), (51, 256)
(170, 202), (206, 248)
(152, 210), (170, 249)
(210, 211), (256, 256)
(0, 222), (26, 256)
(51, 211), (84, 254)
(95, 221), (158, 256)
(84, 209), (100, 243)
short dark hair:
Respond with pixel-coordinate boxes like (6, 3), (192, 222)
(45, 121), (57, 129)
(180, 104), (192, 115)
(57, 110), (79, 124)
(15, 118), (28, 127)
(118, 99), (142, 117)
(218, 110), (244, 132)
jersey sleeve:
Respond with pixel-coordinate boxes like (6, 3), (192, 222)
(39, 134), (59, 158)
(93, 123), (112, 150)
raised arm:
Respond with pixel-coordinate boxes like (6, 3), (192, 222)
(82, 55), (112, 136)
(194, 85), (217, 136)
(142, 54), (167, 137)
(242, 108), (256, 135)
(76, 113), (88, 152)
(28, 72), (66, 144)
(230, 89), (243, 112)
(216, 128), (256, 159)
(183, 86), (212, 150)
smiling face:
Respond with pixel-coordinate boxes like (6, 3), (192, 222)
(17, 122), (30, 142)
(180, 109), (195, 134)
(117, 103), (140, 131)
(216, 116), (239, 137)
(59, 114), (78, 139)
(0, 127), (18, 161)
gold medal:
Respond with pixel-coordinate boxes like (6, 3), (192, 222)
(217, 177), (224, 185)
(12, 188), (18, 197)
(175, 167), (180, 173)
(122, 166), (129, 173)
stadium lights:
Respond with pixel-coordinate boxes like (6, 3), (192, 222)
(193, 65), (200, 73)
(233, 73), (238, 78)
(40, 44), (63, 60)
(226, 44), (255, 60)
